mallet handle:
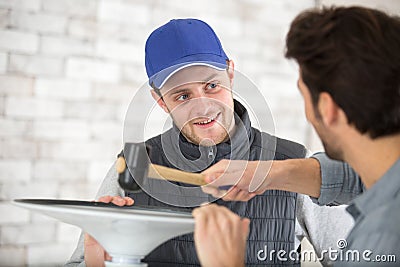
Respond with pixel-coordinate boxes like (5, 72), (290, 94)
(148, 164), (207, 186)
(116, 156), (207, 186)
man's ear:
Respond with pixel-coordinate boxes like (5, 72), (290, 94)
(150, 90), (170, 114)
(318, 92), (341, 127)
(227, 60), (235, 86)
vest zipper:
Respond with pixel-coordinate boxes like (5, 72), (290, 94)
(208, 147), (214, 160)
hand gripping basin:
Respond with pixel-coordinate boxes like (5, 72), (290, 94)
(13, 199), (195, 267)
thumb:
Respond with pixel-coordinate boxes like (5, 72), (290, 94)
(84, 233), (99, 247)
(241, 218), (250, 238)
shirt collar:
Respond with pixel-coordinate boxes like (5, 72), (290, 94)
(347, 158), (400, 220)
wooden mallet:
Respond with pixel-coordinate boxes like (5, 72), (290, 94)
(117, 143), (207, 192)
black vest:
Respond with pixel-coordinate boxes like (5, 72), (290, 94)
(125, 100), (306, 266)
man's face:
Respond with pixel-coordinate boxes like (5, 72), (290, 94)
(297, 75), (344, 160)
(154, 65), (235, 146)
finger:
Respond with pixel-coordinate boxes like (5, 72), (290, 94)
(192, 206), (211, 235)
(201, 185), (227, 199)
(247, 192), (257, 200)
(98, 196), (113, 203)
(201, 160), (229, 176)
(123, 197), (135, 206)
(203, 172), (222, 183)
(193, 203), (219, 219)
(235, 189), (256, 202)
(192, 204), (209, 218)
(110, 196), (126, 206)
(214, 189), (228, 199)
(201, 185), (220, 195)
(221, 186), (241, 201)
(105, 251), (112, 261)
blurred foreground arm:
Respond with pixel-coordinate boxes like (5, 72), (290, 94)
(192, 204), (249, 267)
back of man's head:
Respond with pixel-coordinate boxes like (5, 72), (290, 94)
(285, 6), (400, 139)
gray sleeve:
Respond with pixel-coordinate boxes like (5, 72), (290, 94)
(64, 161), (123, 267)
(64, 233), (86, 267)
(311, 153), (365, 206)
(334, 232), (400, 266)
(296, 194), (354, 267)
(94, 161), (124, 200)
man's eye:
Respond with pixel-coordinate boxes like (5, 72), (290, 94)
(207, 83), (218, 90)
(177, 94), (189, 101)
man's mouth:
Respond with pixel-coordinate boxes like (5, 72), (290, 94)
(193, 113), (220, 127)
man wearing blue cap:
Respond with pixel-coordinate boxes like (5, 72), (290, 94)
(65, 18), (352, 267)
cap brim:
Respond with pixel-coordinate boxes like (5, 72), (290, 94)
(150, 61), (227, 89)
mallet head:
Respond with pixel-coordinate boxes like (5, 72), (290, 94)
(118, 142), (150, 192)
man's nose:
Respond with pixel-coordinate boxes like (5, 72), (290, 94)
(189, 96), (215, 115)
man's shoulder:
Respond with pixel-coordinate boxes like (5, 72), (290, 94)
(145, 133), (162, 147)
(362, 196), (400, 233)
(253, 128), (307, 159)
(275, 136), (307, 159)
(145, 129), (175, 150)
(349, 204), (400, 261)
(144, 132), (172, 165)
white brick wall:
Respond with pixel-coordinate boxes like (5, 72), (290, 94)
(1, 223), (57, 245)
(41, 0), (98, 18)
(40, 36), (94, 57)
(27, 243), (77, 266)
(9, 54), (64, 76)
(0, 52), (6, 73)
(95, 39), (142, 63)
(9, 11), (67, 34)
(0, 203), (29, 224)
(35, 78), (91, 100)
(0, 96), (4, 115)
(0, 75), (34, 96)
(0, 119), (30, 138)
(1, 139), (37, 159)
(66, 57), (120, 83)
(0, 182), (58, 199)
(1, 0), (397, 266)
(0, 0), (41, 12)
(5, 97), (64, 119)
(33, 120), (90, 141)
(67, 18), (97, 40)
(97, 0), (151, 25)
(0, 160), (31, 183)
(0, 8), (10, 29)
(0, 246), (26, 267)
(0, 30), (39, 54)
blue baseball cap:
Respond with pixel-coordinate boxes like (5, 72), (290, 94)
(145, 19), (229, 89)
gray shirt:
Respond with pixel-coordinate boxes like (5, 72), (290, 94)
(312, 153), (400, 266)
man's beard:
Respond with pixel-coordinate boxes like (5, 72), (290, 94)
(180, 123), (230, 146)
(312, 106), (344, 161)
(321, 139), (344, 161)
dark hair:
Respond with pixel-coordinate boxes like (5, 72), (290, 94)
(285, 6), (400, 138)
